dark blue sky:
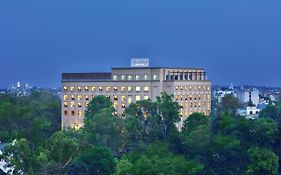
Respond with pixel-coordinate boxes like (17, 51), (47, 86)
(0, 0), (281, 88)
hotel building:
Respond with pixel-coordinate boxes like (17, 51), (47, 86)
(61, 64), (211, 129)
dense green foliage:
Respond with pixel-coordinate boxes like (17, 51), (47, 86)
(1, 92), (281, 174)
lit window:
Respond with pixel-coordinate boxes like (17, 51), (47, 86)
(114, 102), (118, 109)
(153, 74), (158, 80)
(135, 75), (140, 80)
(121, 75), (126, 80)
(99, 86), (103, 91)
(64, 102), (68, 107)
(92, 95), (95, 99)
(78, 87), (82, 91)
(128, 75), (132, 80)
(78, 95), (82, 100)
(63, 86), (67, 91)
(144, 74), (148, 80)
(190, 95), (192, 101)
(63, 95), (68, 101)
(121, 95), (126, 101)
(114, 95), (118, 100)
(136, 95), (141, 101)
(71, 102), (75, 107)
(106, 95), (110, 99)
(144, 96), (149, 100)
(121, 86), (126, 91)
(180, 86), (183, 90)
(64, 111), (68, 116)
(121, 103), (126, 108)
(92, 86), (96, 91)
(84, 86), (89, 91)
(78, 102), (82, 107)
(126, 96), (131, 105)
(70, 86), (75, 91)
(71, 95), (75, 100)
(128, 86), (133, 92)
(106, 86), (111, 91)
(113, 75), (118, 80)
(175, 86), (179, 90)
(136, 86), (141, 92)
(114, 86), (118, 91)
(144, 86), (149, 92)
(78, 110), (82, 117)
(207, 86), (210, 90)
(71, 111), (75, 116)
(85, 95), (89, 101)
(85, 102), (89, 107)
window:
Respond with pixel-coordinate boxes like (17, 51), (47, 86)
(144, 95), (149, 100)
(121, 103), (126, 108)
(180, 86), (183, 90)
(63, 95), (68, 101)
(78, 95), (82, 100)
(136, 95), (141, 101)
(71, 95), (75, 100)
(144, 74), (148, 80)
(71, 102), (75, 107)
(92, 95), (95, 99)
(144, 86), (149, 92)
(121, 86), (126, 91)
(106, 95), (110, 99)
(153, 74), (158, 80)
(64, 111), (68, 116)
(78, 110), (82, 117)
(113, 75), (118, 80)
(114, 95), (118, 100)
(63, 86), (67, 91)
(136, 86), (141, 92)
(99, 86), (103, 91)
(135, 75), (140, 80)
(64, 102), (68, 107)
(84, 86), (89, 91)
(175, 86), (179, 91)
(114, 102), (118, 109)
(113, 86), (118, 91)
(106, 86), (111, 91)
(85, 95), (89, 101)
(78, 86), (82, 91)
(70, 86), (75, 91)
(121, 95), (126, 101)
(78, 102), (82, 107)
(85, 102), (89, 107)
(128, 75), (132, 80)
(121, 75), (126, 80)
(128, 96), (133, 104)
(128, 86), (133, 92)
(71, 111), (75, 116)
(91, 86), (96, 91)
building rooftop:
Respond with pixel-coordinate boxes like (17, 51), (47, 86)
(62, 72), (111, 82)
(112, 67), (205, 70)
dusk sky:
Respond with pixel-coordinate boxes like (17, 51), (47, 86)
(0, 0), (281, 88)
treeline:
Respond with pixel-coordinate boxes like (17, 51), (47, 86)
(0, 92), (281, 175)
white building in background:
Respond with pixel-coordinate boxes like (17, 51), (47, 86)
(237, 88), (259, 105)
(214, 84), (237, 103)
(237, 106), (260, 119)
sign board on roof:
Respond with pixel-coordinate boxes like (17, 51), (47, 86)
(131, 58), (149, 67)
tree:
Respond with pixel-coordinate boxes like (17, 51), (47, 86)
(246, 147), (278, 175)
(75, 147), (116, 175)
(182, 112), (209, 133)
(220, 95), (239, 113)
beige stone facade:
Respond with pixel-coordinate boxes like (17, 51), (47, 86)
(61, 67), (211, 129)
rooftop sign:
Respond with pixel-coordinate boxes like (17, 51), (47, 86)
(131, 58), (149, 67)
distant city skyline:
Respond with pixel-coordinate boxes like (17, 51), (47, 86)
(1, 0), (281, 88)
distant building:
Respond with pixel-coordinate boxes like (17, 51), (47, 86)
(214, 84), (237, 103)
(237, 88), (259, 105)
(237, 106), (260, 119)
(61, 60), (211, 130)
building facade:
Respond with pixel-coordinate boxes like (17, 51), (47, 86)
(237, 88), (259, 105)
(61, 67), (211, 129)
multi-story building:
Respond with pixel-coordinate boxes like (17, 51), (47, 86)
(237, 88), (259, 106)
(61, 65), (211, 129)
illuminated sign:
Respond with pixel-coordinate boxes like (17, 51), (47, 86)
(131, 58), (149, 67)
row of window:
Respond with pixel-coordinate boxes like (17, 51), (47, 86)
(63, 86), (150, 92)
(63, 94), (150, 102)
(175, 86), (210, 91)
(64, 109), (210, 117)
(112, 74), (158, 81)
(175, 94), (211, 101)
